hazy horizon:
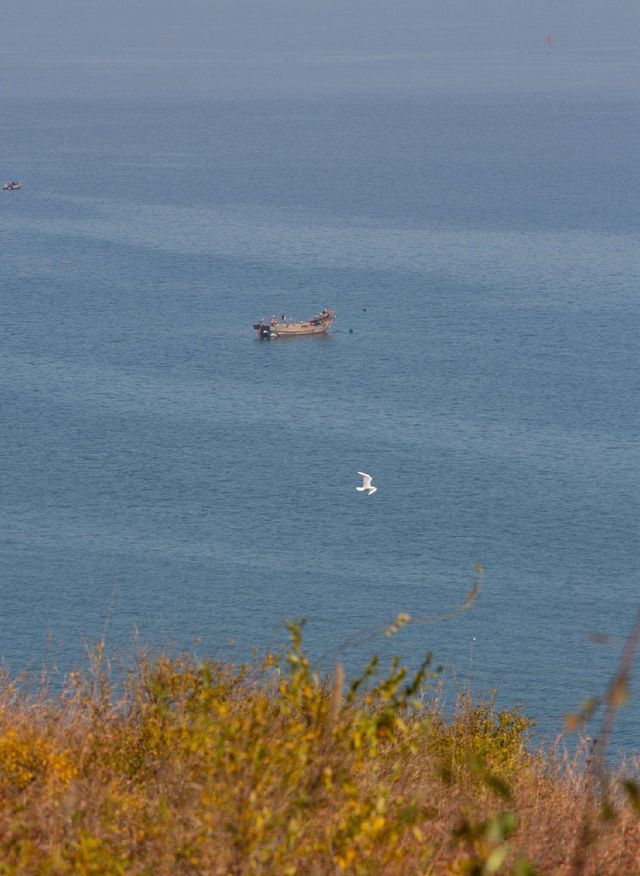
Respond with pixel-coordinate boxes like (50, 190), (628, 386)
(1, 0), (638, 54)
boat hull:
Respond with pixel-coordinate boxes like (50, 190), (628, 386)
(270, 319), (334, 337)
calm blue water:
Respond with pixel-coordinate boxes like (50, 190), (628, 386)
(1, 48), (639, 750)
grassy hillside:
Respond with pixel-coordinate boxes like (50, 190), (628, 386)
(0, 621), (639, 875)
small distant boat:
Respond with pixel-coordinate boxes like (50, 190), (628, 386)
(254, 308), (335, 339)
(3, 181), (21, 191)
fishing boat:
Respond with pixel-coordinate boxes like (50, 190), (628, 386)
(253, 308), (335, 339)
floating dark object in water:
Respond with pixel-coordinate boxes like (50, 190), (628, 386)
(2, 181), (21, 191)
(349, 328), (354, 334)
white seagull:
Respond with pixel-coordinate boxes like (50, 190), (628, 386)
(356, 471), (377, 495)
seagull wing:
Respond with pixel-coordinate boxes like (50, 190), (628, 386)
(356, 471), (373, 488)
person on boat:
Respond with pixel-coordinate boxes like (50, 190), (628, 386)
(270, 315), (278, 326)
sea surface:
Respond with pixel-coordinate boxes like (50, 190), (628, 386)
(1, 46), (638, 752)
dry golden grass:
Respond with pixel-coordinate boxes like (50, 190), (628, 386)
(0, 625), (638, 875)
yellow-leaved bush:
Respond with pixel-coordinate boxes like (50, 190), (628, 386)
(0, 625), (637, 875)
